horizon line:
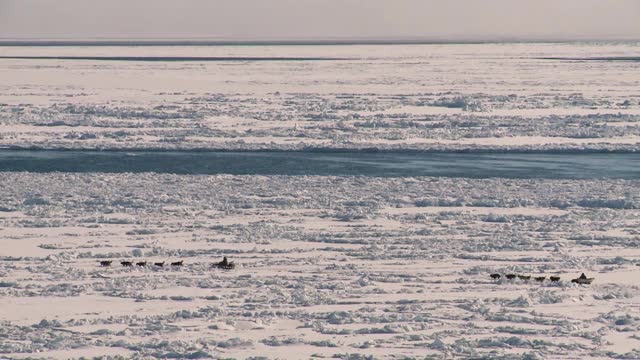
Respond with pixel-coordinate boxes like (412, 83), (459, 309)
(0, 36), (638, 47)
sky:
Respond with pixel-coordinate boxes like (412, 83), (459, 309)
(0, 0), (639, 41)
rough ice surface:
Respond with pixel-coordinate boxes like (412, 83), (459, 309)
(1, 174), (639, 358)
(0, 43), (639, 152)
(1, 42), (640, 359)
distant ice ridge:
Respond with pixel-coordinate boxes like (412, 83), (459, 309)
(0, 91), (638, 152)
(1, 41), (639, 153)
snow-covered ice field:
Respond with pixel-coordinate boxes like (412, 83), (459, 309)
(1, 174), (640, 359)
(0, 42), (639, 152)
(1, 43), (640, 359)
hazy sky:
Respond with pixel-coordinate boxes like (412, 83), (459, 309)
(1, 0), (639, 40)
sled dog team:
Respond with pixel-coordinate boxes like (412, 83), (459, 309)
(99, 257), (235, 270)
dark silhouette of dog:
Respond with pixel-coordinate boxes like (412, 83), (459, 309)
(518, 275), (531, 281)
(505, 274), (517, 280)
(99, 260), (112, 267)
(490, 273), (501, 280)
(534, 276), (546, 282)
(121, 261), (133, 267)
(136, 261), (147, 267)
(549, 276), (561, 282)
(171, 260), (184, 267)
(154, 262), (165, 267)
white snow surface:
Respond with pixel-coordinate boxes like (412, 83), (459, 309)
(1, 43), (640, 359)
(0, 42), (639, 151)
(1, 173), (640, 359)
